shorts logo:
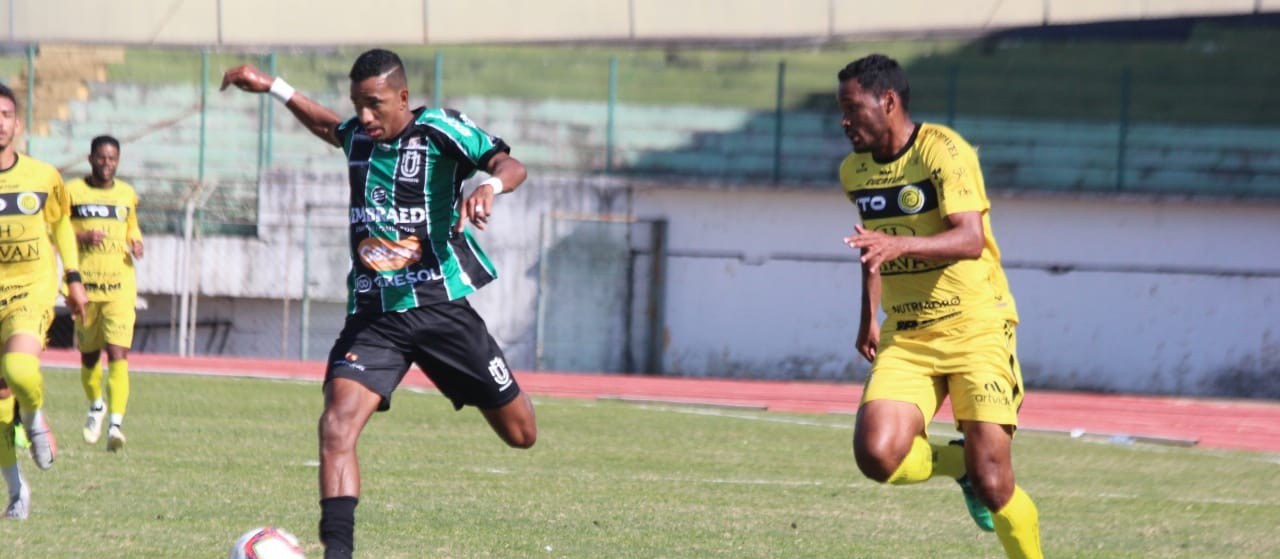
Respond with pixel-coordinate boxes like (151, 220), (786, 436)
(487, 357), (513, 390)
(898, 185), (926, 214)
(17, 192), (41, 215)
(333, 352), (365, 372)
(358, 236), (422, 271)
(974, 381), (1011, 406)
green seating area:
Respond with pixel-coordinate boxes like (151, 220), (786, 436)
(21, 20), (1280, 235)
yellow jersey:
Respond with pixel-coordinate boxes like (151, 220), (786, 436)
(0, 154), (71, 285)
(66, 177), (142, 302)
(839, 122), (1017, 332)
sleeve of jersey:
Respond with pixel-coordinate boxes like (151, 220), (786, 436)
(333, 118), (357, 153)
(442, 109), (511, 170)
(47, 173), (80, 270)
(929, 135), (988, 216)
(127, 192), (143, 242)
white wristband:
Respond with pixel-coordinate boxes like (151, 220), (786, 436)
(269, 77), (296, 103)
(481, 177), (506, 194)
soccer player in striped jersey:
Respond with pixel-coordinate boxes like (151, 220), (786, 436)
(221, 49), (536, 558)
(66, 135), (144, 451)
(838, 55), (1042, 558)
(0, 82), (89, 518)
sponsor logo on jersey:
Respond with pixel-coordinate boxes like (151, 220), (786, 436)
(73, 204), (126, 220)
(0, 222), (24, 239)
(357, 236), (422, 271)
(353, 268), (445, 293)
(0, 240), (39, 263)
(0, 197), (6, 212)
(349, 206), (426, 225)
(370, 187), (389, 205)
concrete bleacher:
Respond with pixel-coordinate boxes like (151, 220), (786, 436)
(26, 55), (1279, 237)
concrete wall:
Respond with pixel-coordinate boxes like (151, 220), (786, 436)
(129, 169), (1280, 398)
(3, 0), (1268, 45)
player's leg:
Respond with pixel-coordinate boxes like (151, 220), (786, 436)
(101, 297), (137, 450)
(318, 313), (410, 559)
(2, 333), (55, 470)
(852, 331), (958, 484)
(949, 322), (1040, 557)
(77, 302), (107, 444)
(480, 391), (537, 449)
(317, 377), (381, 559)
(411, 299), (536, 449)
(0, 381), (30, 519)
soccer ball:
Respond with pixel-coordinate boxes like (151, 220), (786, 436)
(229, 526), (306, 559)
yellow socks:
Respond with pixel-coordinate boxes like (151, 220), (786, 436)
(0, 394), (15, 468)
(993, 485), (1043, 559)
(82, 362), (104, 403)
(107, 359), (130, 420)
(1, 353), (42, 415)
(885, 437), (965, 485)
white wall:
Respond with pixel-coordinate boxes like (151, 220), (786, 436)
(131, 172), (1280, 397)
(631, 187), (1280, 396)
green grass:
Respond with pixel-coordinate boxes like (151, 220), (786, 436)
(4, 369), (1279, 558)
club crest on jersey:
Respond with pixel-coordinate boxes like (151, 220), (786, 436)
(17, 192), (41, 215)
(898, 185), (926, 214)
(399, 150), (423, 179)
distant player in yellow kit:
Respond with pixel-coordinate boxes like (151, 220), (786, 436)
(66, 135), (143, 452)
(0, 83), (88, 518)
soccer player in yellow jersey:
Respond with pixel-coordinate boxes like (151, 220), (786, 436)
(837, 55), (1042, 558)
(66, 135), (143, 451)
(0, 83), (88, 518)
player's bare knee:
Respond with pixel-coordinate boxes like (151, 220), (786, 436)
(317, 412), (358, 454)
(503, 423), (537, 449)
(969, 468), (1014, 509)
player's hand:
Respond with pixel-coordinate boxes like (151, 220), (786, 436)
(65, 280), (88, 322)
(455, 183), (497, 233)
(220, 65), (274, 94)
(844, 225), (905, 274)
(78, 229), (106, 246)
(130, 239), (145, 259)
(856, 320), (880, 363)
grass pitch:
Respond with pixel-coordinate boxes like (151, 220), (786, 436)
(2, 369), (1278, 558)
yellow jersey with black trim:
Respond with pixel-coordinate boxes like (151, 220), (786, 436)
(839, 122), (1017, 332)
(0, 154), (69, 285)
(66, 177), (142, 302)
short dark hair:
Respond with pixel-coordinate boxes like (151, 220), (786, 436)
(349, 48), (407, 87)
(837, 54), (911, 111)
(90, 135), (120, 154)
(0, 83), (18, 112)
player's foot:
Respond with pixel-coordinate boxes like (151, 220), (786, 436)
(107, 424), (126, 452)
(83, 405), (106, 444)
(25, 414), (56, 470)
(955, 476), (995, 532)
(13, 424), (29, 449)
(5, 482), (30, 520)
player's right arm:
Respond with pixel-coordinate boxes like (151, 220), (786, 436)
(220, 65), (343, 148)
(856, 254), (881, 363)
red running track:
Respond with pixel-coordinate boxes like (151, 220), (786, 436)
(40, 349), (1280, 454)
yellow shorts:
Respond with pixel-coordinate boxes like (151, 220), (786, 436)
(862, 320), (1024, 430)
(0, 281), (55, 345)
(75, 298), (137, 352)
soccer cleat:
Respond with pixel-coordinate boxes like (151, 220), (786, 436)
(107, 424), (126, 452)
(13, 424), (29, 449)
(956, 475), (995, 532)
(4, 482), (30, 520)
(83, 405), (106, 444)
(24, 414), (56, 470)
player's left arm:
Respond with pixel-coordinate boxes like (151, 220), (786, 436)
(127, 191), (144, 259)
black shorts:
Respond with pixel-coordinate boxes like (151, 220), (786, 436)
(324, 298), (520, 412)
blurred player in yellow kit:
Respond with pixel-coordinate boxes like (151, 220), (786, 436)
(0, 83), (88, 518)
(66, 135), (143, 452)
